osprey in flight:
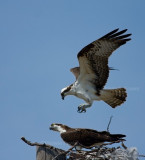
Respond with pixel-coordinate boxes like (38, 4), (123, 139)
(61, 29), (131, 113)
(50, 123), (126, 149)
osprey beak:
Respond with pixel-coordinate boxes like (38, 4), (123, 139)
(49, 127), (53, 130)
(61, 93), (65, 100)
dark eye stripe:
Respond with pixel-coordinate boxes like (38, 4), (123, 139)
(62, 84), (73, 94)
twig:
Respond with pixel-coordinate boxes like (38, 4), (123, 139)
(121, 142), (127, 149)
(139, 155), (145, 157)
(102, 139), (125, 147)
(21, 137), (54, 149)
(107, 116), (113, 132)
(53, 142), (79, 160)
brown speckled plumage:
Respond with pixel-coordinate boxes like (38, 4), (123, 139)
(50, 123), (126, 148)
(77, 28), (131, 90)
(62, 29), (131, 112)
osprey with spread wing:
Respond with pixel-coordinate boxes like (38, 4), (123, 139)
(61, 29), (131, 113)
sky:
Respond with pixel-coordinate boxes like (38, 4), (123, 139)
(0, 0), (145, 159)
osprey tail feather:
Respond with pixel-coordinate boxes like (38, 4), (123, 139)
(100, 88), (127, 108)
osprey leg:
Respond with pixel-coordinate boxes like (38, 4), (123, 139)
(77, 103), (92, 113)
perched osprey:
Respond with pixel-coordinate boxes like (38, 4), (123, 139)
(61, 29), (131, 113)
(50, 123), (126, 149)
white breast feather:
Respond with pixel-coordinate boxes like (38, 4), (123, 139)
(73, 78), (100, 102)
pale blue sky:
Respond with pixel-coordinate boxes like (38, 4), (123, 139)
(0, 1), (145, 159)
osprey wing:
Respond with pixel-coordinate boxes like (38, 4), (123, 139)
(77, 29), (131, 89)
(83, 129), (126, 143)
(61, 128), (125, 148)
(70, 67), (80, 79)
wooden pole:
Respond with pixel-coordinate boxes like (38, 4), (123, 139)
(36, 146), (66, 160)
